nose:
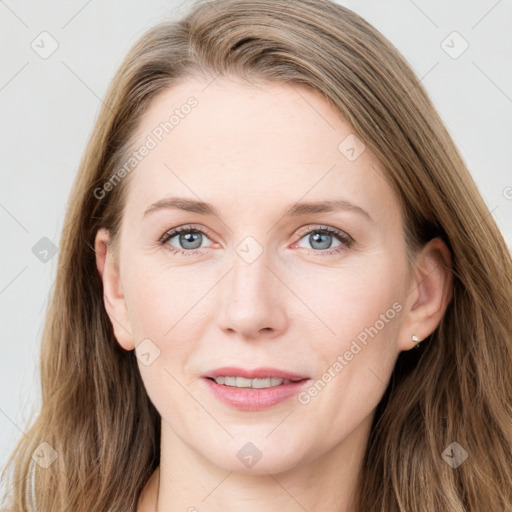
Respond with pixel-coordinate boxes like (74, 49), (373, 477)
(216, 249), (288, 340)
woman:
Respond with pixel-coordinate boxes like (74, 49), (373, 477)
(2, 0), (511, 510)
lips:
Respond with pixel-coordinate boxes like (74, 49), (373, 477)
(200, 366), (311, 410)
(201, 366), (309, 381)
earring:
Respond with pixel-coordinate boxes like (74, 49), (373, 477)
(412, 334), (422, 349)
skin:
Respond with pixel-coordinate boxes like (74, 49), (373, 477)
(94, 75), (453, 512)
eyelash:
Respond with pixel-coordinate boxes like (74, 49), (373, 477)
(159, 224), (354, 257)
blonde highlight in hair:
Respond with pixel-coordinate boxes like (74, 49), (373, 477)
(2, 1), (511, 510)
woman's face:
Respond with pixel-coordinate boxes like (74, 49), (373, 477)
(97, 76), (430, 474)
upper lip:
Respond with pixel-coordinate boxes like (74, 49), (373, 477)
(202, 366), (309, 381)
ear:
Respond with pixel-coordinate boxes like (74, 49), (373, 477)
(397, 237), (453, 351)
(94, 227), (135, 351)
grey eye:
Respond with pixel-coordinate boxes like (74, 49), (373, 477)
(297, 231), (342, 251)
(167, 230), (208, 250)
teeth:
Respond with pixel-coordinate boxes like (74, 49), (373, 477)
(213, 376), (292, 388)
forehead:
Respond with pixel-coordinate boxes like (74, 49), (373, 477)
(124, 76), (400, 225)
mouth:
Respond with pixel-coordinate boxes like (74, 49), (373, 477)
(201, 367), (310, 410)
(202, 366), (309, 382)
(204, 375), (304, 388)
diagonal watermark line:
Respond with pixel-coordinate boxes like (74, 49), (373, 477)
(163, 162), (233, 233)
(471, 0), (503, 29)
(0, 203), (29, 233)
(201, 471), (233, 502)
(265, 472), (311, 512)
(61, 0), (92, 29)
(111, 313), (132, 337)
(0, 265), (28, 295)
(202, 0), (221, 10)
(265, 265), (337, 336)
(0, 0), (29, 28)
(0, 408), (29, 437)
(401, 61), (439, 100)
(406, 0), (439, 28)
(170, 0), (223, 23)
(368, 163), (388, 185)
(472, 61), (512, 104)
(0, 62), (29, 92)
(265, 410), (294, 438)
(368, 367), (385, 385)
(487, 204), (500, 218)
(201, 71), (221, 93)
(2, 474), (29, 501)
(266, 164), (337, 235)
(61, 61), (113, 112)
(163, 267), (234, 336)
(290, 84), (336, 130)
(163, 367), (233, 438)
(171, 0), (194, 16)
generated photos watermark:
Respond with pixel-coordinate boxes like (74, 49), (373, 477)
(93, 96), (198, 200)
(298, 301), (403, 405)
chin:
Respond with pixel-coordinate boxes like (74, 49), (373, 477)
(200, 436), (309, 476)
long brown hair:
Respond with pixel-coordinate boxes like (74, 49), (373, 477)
(2, 1), (511, 510)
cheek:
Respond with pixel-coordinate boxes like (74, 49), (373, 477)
(122, 257), (216, 383)
(291, 254), (405, 418)
(122, 262), (205, 407)
(290, 256), (404, 344)
(295, 268), (403, 434)
(124, 244), (406, 351)
(122, 253), (203, 336)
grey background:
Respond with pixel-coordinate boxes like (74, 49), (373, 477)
(1, 0), (511, 478)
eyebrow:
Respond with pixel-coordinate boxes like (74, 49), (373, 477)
(143, 196), (373, 222)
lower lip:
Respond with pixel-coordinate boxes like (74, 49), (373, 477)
(202, 377), (310, 411)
